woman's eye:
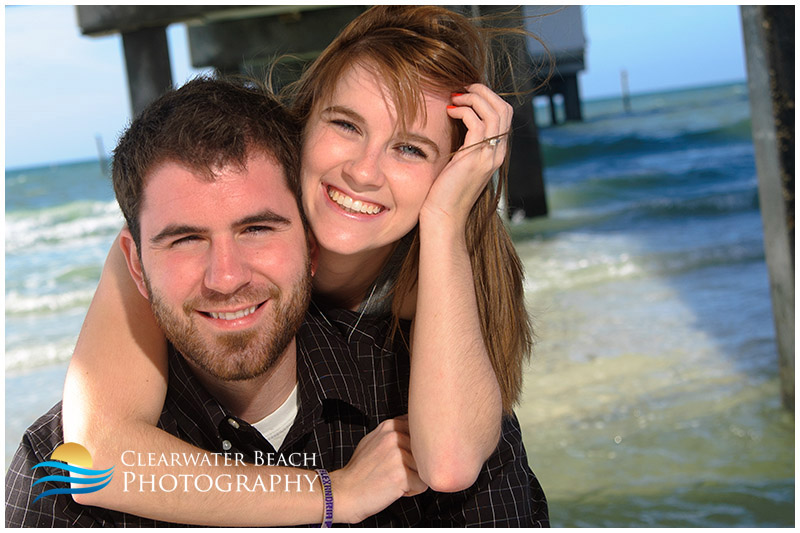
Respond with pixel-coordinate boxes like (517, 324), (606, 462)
(397, 144), (427, 159)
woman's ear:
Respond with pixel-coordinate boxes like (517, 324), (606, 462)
(119, 229), (150, 300)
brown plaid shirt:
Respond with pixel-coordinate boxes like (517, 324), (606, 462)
(6, 307), (548, 527)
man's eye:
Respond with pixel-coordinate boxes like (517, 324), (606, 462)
(171, 235), (200, 246)
(331, 120), (358, 133)
(244, 225), (273, 235)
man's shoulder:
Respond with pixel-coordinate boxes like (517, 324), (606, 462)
(295, 307), (412, 419)
(5, 403), (171, 527)
(9, 402), (64, 467)
(469, 411), (549, 526)
(299, 306), (393, 338)
(5, 402), (73, 527)
(298, 307), (409, 357)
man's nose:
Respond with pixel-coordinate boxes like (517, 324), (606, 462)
(343, 143), (385, 190)
(203, 239), (251, 295)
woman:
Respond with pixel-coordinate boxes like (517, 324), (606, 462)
(63, 5), (533, 525)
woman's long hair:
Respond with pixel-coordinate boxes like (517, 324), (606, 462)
(286, 5), (547, 412)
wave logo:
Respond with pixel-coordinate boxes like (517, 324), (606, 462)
(31, 442), (114, 502)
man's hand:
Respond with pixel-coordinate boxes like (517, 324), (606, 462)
(329, 415), (428, 524)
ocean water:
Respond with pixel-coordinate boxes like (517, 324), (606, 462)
(4, 82), (794, 526)
(517, 82), (793, 527)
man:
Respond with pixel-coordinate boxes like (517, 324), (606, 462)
(6, 77), (548, 527)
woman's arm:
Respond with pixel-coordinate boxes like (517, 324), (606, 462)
(63, 233), (170, 484)
(407, 84), (512, 492)
(62, 236), (424, 524)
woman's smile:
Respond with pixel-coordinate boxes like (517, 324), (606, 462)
(325, 183), (387, 216)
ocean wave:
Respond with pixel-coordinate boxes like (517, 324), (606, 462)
(5, 339), (76, 373)
(544, 185), (759, 227)
(5, 173), (30, 186)
(521, 238), (764, 293)
(5, 288), (96, 316)
(523, 249), (643, 292)
(541, 119), (753, 168)
(575, 167), (742, 193)
(5, 200), (123, 253)
(628, 189), (760, 220)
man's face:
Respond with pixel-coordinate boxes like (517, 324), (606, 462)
(122, 152), (312, 381)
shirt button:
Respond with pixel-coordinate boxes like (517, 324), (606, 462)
(222, 440), (232, 451)
(227, 418), (240, 429)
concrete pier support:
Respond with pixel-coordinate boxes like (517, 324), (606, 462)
(508, 95), (548, 218)
(121, 26), (173, 116)
(548, 96), (558, 125)
(562, 74), (582, 121)
(740, 6), (795, 411)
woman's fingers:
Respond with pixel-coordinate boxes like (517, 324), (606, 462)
(446, 105), (507, 166)
(451, 84), (512, 133)
(448, 85), (512, 157)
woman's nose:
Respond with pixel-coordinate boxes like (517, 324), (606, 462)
(343, 143), (385, 189)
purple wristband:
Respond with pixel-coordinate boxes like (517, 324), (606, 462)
(316, 469), (333, 528)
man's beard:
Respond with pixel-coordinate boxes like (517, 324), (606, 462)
(144, 260), (312, 382)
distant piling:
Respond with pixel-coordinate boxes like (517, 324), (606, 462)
(620, 69), (632, 113)
(741, 6), (795, 412)
(94, 134), (109, 176)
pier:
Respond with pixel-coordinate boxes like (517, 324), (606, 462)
(77, 5), (587, 220)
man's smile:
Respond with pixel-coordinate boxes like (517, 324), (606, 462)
(196, 301), (268, 328)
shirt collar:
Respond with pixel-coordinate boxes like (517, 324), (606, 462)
(165, 345), (230, 442)
(165, 307), (379, 447)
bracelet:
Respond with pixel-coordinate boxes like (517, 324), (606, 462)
(316, 469), (334, 528)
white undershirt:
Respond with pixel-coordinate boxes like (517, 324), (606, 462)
(251, 383), (299, 451)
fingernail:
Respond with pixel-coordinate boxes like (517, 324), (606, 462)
(451, 92), (464, 97)
(446, 105), (457, 109)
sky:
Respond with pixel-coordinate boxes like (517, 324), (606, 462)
(3, 4), (748, 170)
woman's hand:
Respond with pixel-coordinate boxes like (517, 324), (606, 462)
(420, 83), (513, 228)
(330, 416), (427, 524)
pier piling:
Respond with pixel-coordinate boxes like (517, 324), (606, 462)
(740, 5), (795, 411)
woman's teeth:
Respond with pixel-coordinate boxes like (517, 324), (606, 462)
(208, 305), (258, 320)
(327, 187), (384, 215)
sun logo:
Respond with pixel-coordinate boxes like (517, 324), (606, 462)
(31, 442), (114, 503)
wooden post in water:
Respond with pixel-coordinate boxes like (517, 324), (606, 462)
(620, 69), (631, 113)
(740, 6), (794, 411)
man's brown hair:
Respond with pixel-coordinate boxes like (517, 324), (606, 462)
(112, 76), (302, 247)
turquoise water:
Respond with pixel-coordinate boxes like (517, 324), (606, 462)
(518, 82), (793, 526)
(4, 82), (794, 526)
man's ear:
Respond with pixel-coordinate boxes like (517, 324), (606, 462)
(119, 228), (150, 300)
(307, 231), (319, 278)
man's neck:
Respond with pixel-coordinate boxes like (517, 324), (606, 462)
(183, 339), (298, 423)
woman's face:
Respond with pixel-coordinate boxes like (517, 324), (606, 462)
(300, 64), (453, 258)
